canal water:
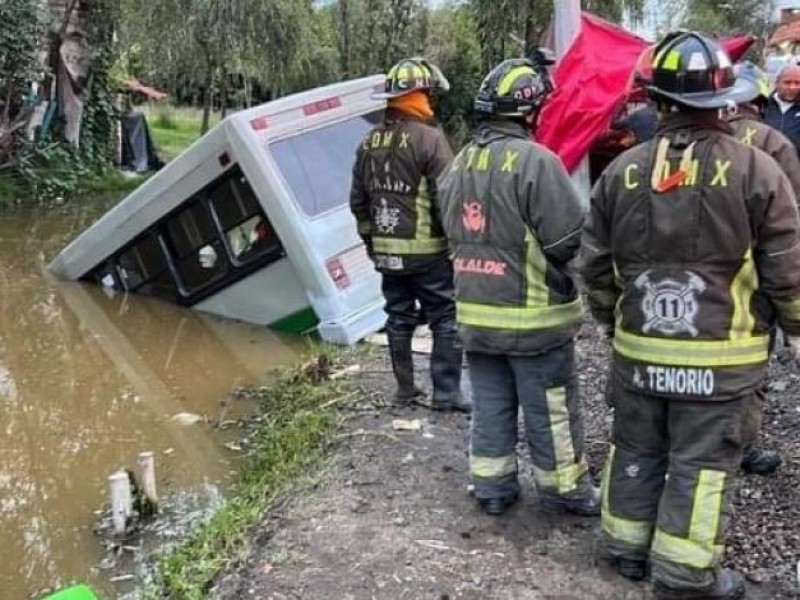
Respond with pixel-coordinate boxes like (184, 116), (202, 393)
(0, 201), (301, 598)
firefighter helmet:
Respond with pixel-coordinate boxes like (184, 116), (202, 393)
(647, 31), (757, 109)
(474, 58), (552, 118)
(733, 61), (771, 104)
(372, 57), (450, 100)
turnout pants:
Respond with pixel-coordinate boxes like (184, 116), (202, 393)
(467, 342), (590, 500)
(602, 380), (746, 591)
(381, 259), (461, 402)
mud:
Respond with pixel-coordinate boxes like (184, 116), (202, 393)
(214, 325), (797, 599)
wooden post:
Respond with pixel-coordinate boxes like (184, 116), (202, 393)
(137, 451), (158, 513)
(108, 471), (131, 536)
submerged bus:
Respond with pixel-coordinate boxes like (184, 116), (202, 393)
(48, 76), (387, 344)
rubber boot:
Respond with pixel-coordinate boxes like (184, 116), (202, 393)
(387, 331), (424, 403)
(654, 568), (746, 600)
(741, 447), (781, 476)
(430, 332), (471, 412)
(539, 474), (600, 516)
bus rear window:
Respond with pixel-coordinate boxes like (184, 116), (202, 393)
(270, 111), (382, 218)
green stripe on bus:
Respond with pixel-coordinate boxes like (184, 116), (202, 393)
(270, 307), (319, 334)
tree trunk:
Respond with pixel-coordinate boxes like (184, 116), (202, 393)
(201, 61), (214, 135)
(220, 67), (228, 120)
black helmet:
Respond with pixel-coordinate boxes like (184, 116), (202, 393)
(371, 57), (450, 100)
(647, 31), (757, 109)
(733, 61), (771, 104)
(474, 58), (552, 118)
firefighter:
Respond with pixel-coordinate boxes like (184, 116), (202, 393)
(729, 62), (800, 199)
(584, 31), (800, 598)
(728, 61), (800, 477)
(438, 57), (598, 517)
(350, 57), (470, 412)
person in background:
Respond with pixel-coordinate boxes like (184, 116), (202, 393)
(764, 62), (800, 156)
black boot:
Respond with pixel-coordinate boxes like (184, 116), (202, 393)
(612, 557), (649, 581)
(741, 447), (781, 475)
(654, 569), (745, 600)
(387, 331), (423, 403)
(479, 492), (519, 515)
(430, 332), (471, 412)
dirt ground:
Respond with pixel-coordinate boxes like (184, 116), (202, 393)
(214, 325), (798, 599)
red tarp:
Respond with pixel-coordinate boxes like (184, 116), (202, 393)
(535, 13), (755, 172)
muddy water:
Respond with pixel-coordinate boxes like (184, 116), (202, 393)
(0, 201), (301, 599)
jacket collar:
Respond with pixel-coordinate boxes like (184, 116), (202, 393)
(656, 111), (732, 138)
(726, 103), (761, 123)
(385, 107), (434, 126)
(473, 119), (530, 146)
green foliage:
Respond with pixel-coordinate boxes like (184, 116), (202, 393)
(0, 0), (48, 105)
(79, 0), (120, 163)
(429, 6), (483, 146)
(155, 348), (346, 598)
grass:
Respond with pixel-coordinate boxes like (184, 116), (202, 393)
(152, 346), (353, 599)
(145, 104), (220, 162)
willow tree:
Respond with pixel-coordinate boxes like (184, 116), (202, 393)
(118, 0), (312, 132)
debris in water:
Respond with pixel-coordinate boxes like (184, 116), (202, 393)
(170, 412), (204, 426)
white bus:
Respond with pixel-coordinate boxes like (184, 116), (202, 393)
(49, 76), (387, 344)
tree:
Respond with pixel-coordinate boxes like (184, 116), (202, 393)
(0, 0), (47, 165)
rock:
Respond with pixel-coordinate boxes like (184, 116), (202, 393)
(472, 575), (483, 587)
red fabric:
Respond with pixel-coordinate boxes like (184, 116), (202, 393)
(535, 13), (755, 172)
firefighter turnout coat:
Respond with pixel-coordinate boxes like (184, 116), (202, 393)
(350, 109), (453, 274)
(583, 112), (800, 400)
(439, 120), (585, 355)
(728, 105), (800, 201)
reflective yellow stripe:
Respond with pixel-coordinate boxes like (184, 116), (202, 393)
(497, 66), (536, 96)
(540, 385), (589, 494)
(471, 454), (517, 478)
(372, 237), (447, 254)
(773, 296), (800, 321)
(457, 298), (582, 330)
(416, 178), (432, 239)
(601, 446), (653, 547)
(652, 469), (726, 569)
(525, 230), (549, 308)
(656, 48), (681, 71)
(533, 462), (587, 493)
(542, 387), (581, 494)
(614, 329), (768, 367)
(729, 249), (758, 339)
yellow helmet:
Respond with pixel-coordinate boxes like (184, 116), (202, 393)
(372, 57), (450, 100)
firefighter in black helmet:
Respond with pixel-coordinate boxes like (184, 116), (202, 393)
(439, 57), (598, 517)
(583, 31), (800, 598)
(350, 57), (470, 412)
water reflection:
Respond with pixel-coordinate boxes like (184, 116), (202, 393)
(0, 204), (300, 598)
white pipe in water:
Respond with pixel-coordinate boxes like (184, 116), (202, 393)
(108, 471), (131, 536)
(137, 451), (159, 511)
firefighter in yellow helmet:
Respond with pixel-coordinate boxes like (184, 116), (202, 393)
(584, 31), (800, 598)
(350, 57), (470, 412)
(438, 57), (599, 517)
